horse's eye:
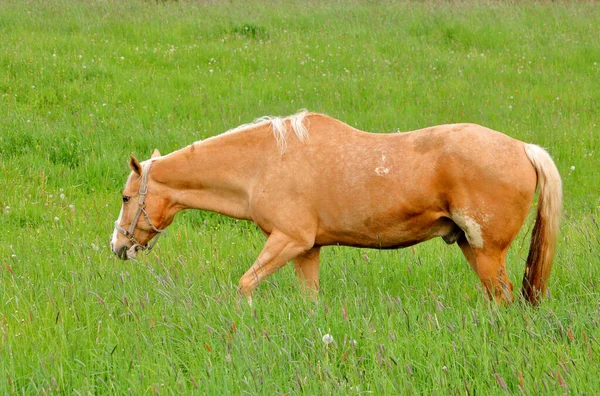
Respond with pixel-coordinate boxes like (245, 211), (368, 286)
(122, 196), (130, 203)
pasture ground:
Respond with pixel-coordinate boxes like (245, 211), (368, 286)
(1, 0), (599, 393)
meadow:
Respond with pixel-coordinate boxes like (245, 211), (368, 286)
(1, 0), (599, 393)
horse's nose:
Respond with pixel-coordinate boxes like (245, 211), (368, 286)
(112, 244), (128, 260)
(118, 246), (128, 260)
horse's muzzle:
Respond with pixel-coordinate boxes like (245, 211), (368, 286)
(113, 244), (139, 260)
(117, 246), (128, 260)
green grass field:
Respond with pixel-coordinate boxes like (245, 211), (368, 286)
(1, 0), (599, 393)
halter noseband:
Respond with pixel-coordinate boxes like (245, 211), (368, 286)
(114, 161), (165, 253)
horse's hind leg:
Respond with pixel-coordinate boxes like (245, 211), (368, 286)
(475, 248), (513, 304)
(451, 204), (525, 304)
(457, 230), (513, 303)
(460, 242), (513, 304)
(293, 247), (321, 299)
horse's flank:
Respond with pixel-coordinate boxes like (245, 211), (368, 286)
(112, 112), (562, 305)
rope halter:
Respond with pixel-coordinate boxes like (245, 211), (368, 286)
(114, 161), (165, 253)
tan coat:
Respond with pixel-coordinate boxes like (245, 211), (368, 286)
(112, 112), (562, 305)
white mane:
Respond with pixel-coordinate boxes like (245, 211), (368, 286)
(221, 110), (310, 153)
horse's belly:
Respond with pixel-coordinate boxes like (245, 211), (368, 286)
(314, 212), (455, 249)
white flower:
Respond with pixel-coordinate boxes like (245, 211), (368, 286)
(60, 194), (65, 200)
(570, 166), (575, 171)
(69, 204), (75, 211)
(54, 217), (59, 222)
(322, 334), (334, 345)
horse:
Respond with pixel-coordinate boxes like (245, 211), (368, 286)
(111, 111), (562, 305)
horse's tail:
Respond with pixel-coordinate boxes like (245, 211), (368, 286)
(522, 144), (562, 305)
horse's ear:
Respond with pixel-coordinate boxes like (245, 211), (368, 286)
(129, 155), (142, 176)
(151, 149), (161, 158)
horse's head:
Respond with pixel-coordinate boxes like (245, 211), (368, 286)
(111, 150), (174, 260)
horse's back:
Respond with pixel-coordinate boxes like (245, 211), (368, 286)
(252, 115), (538, 249)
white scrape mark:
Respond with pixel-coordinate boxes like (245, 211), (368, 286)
(375, 167), (390, 176)
(375, 152), (390, 177)
(451, 211), (484, 248)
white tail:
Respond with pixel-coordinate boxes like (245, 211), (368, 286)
(522, 144), (563, 304)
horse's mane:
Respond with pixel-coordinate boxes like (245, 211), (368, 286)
(222, 110), (310, 153)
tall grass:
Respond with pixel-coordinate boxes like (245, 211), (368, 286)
(1, 0), (599, 393)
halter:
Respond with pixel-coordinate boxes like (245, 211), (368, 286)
(114, 161), (165, 252)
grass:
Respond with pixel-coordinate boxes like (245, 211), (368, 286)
(1, 0), (599, 393)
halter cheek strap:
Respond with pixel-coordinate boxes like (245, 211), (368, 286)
(114, 161), (165, 252)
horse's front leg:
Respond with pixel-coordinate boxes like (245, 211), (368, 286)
(238, 230), (313, 303)
(293, 246), (321, 300)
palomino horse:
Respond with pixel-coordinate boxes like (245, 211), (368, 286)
(111, 111), (562, 305)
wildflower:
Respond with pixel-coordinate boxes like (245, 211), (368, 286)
(322, 334), (334, 345)
(570, 166), (575, 171)
(60, 194), (65, 200)
(69, 204), (75, 211)
(54, 217), (59, 222)
(4, 206), (10, 214)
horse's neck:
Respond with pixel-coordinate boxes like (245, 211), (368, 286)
(153, 131), (263, 219)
